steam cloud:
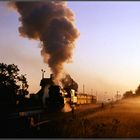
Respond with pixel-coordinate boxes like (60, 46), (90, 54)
(11, 1), (79, 82)
(61, 74), (78, 95)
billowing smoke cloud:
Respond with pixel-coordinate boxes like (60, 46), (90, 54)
(61, 74), (78, 96)
(11, 1), (79, 82)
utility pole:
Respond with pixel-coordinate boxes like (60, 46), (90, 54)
(96, 91), (97, 101)
(83, 84), (85, 94)
(41, 69), (45, 79)
(116, 91), (119, 101)
(91, 89), (93, 95)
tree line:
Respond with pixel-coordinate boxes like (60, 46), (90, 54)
(0, 63), (29, 114)
(123, 85), (140, 99)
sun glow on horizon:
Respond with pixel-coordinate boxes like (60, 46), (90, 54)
(1, 1), (140, 100)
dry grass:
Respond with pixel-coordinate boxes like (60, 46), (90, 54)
(32, 97), (140, 138)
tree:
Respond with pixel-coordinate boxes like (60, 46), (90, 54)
(0, 63), (29, 112)
(123, 90), (133, 98)
(135, 85), (140, 96)
(17, 74), (29, 101)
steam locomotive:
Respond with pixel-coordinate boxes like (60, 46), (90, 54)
(34, 74), (96, 112)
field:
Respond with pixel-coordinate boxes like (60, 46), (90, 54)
(7, 97), (140, 138)
(29, 97), (140, 138)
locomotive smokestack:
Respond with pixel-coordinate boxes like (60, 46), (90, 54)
(41, 69), (45, 79)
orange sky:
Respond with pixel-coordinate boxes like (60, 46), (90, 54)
(1, 2), (140, 101)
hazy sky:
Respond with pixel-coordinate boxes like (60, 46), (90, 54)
(1, 1), (140, 100)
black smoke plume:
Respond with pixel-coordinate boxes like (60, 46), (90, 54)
(11, 1), (79, 82)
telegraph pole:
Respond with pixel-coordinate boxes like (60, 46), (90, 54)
(96, 91), (97, 101)
(91, 89), (93, 94)
(116, 91), (119, 101)
(83, 84), (85, 94)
